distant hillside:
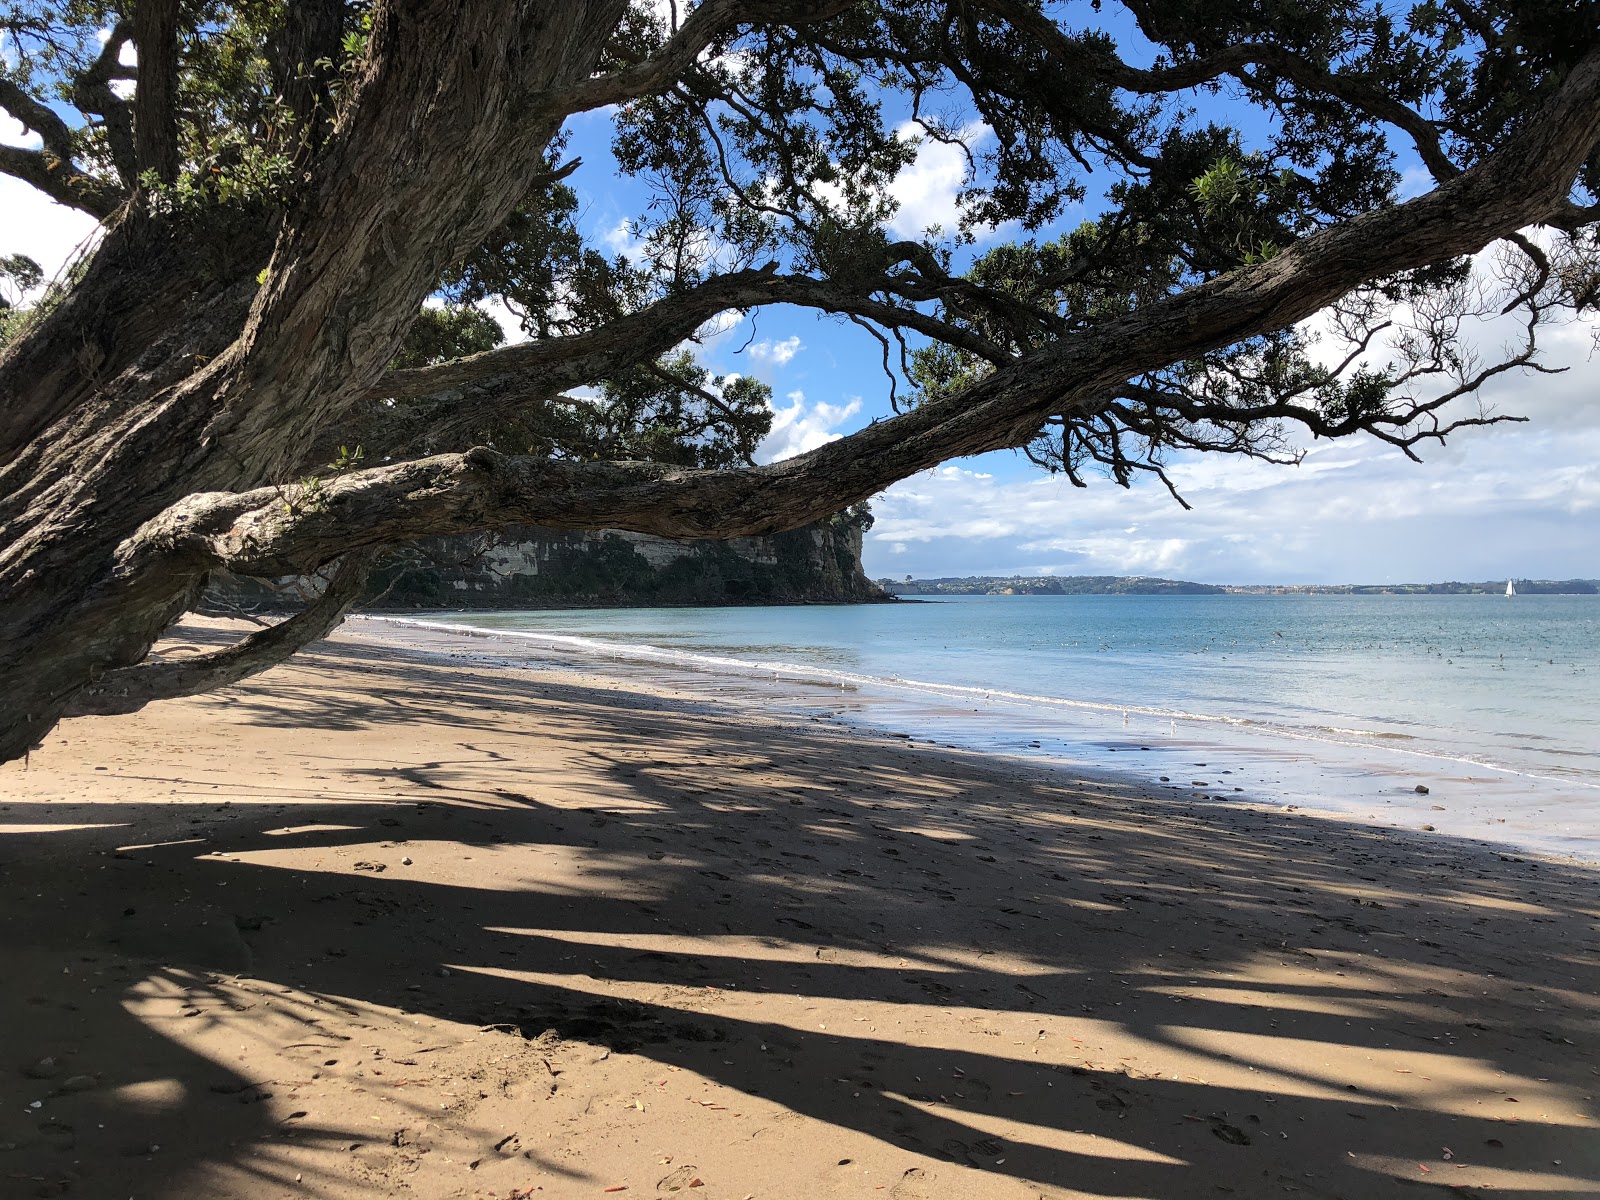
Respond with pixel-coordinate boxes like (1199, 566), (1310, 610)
(1221, 579), (1599, 595)
(879, 574), (1224, 596)
(879, 574), (1599, 597)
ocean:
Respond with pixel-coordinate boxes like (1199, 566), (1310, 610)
(357, 593), (1600, 862)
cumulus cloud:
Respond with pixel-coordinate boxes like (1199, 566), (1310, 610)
(886, 122), (1021, 243)
(887, 128), (972, 238)
(758, 390), (862, 463)
(747, 334), (801, 369)
(601, 217), (644, 258)
(885, 122), (984, 239)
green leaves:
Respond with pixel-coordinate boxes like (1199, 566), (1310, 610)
(0, 253), (43, 308)
(392, 305), (505, 370)
(1189, 157), (1250, 217)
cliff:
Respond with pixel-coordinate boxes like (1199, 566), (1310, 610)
(207, 510), (889, 611)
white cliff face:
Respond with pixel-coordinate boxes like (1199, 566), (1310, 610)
(479, 529), (785, 577)
(207, 520), (885, 611)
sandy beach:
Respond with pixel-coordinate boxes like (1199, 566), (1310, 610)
(1, 617), (1596, 1200)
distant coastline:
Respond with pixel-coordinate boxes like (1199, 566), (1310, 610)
(879, 574), (1600, 596)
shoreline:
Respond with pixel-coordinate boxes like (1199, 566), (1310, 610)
(1, 618), (1596, 1199)
(351, 611), (1600, 867)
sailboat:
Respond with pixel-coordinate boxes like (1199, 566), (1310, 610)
(1506, 578), (1517, 597)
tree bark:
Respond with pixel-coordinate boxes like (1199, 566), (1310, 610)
(132, 0), (182, 183)
(0, 0), (629, 762)
(62, 550), (377, 717)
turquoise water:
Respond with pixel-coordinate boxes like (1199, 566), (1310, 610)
(363, 594), (1600, 858)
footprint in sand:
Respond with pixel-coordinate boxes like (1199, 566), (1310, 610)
(891, 1166), (940, 1199)
(657, 1164), (702, 1192)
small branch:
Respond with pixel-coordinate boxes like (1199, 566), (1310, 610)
(72, 19), (137, 185)
(0, 78), (77, 161)
(546, 0), (854, 115)
(0, 142), (121, 219)
(64, 548), (377, 716)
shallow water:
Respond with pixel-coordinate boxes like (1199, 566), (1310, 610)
(356, 593), (1600, 861)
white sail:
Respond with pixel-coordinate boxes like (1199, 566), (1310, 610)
(1506, 579), (1516, 596)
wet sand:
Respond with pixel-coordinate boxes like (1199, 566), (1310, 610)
(1, 618), (1596, 1199)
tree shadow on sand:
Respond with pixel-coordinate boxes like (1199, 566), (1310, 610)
(1, 643), (1596, 1198)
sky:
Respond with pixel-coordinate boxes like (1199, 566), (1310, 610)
(4, 19), (1597, 588)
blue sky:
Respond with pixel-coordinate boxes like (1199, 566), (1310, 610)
(4, 22), (1597, 587)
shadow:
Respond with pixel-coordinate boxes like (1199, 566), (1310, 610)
(1, 635), (1596, 1198)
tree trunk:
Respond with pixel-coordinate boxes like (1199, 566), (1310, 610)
(0, 0), (628, 761)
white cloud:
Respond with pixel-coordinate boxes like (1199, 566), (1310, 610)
(747, 334), (801, 368)
(758, 390), (862, 463)
(801, 121), (1018, 244)
(0, 175), (101, 301)
(886, 122), (1021, 243)
(887, 126), (972, 239)
(863, 387), (1600, 584)
(602, 217), (644, 258)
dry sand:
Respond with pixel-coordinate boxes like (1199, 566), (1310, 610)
(0, 618), (1596, 1200)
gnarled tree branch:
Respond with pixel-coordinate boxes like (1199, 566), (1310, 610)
(72, 19), (137, 186)
(63, 548), (377, 717)
(0, 142), (121, 219)
(369, 266), (1010, 409)
(0, 77), (77, 161)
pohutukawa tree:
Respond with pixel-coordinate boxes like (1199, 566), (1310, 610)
(1, 0), (1596, 759)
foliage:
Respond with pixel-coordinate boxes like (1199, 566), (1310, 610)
(0, 253), (42, 348)
(1, 0), (1597, 523)
(391, 304), (505, 370)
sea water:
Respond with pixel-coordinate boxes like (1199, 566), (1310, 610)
(359, 594), (1600, 861)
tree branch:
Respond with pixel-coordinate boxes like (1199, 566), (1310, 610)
(370, 267), (1009, 406)
(138, 44), (1600, 580)
(63, 548), (377, 717)
(547, 0), (855, 115)
(0, 142), (121, 219)
(0, 77), (123, 217)
(72, 19), (137, 185)
(0, 78), (77, 161)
